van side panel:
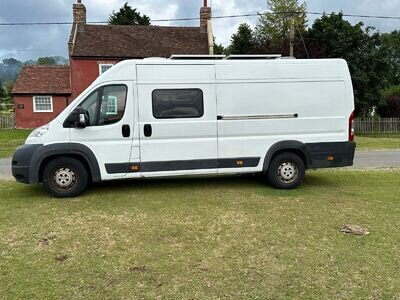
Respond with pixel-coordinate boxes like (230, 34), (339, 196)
(215, 60), (350, 173)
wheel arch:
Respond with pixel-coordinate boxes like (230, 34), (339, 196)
(263, 140), (311, 172)
(29, 143), (101, 184)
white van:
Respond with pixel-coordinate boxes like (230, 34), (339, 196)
(12, 56), (356, 197)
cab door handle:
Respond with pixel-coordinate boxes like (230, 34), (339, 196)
(122, 124), (130, 137)
(144, 124), (152, 137)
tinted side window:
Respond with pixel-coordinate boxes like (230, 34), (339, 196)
(152, 89), (204, 119)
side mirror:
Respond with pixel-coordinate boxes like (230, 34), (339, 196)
(63, 107), (89, 128)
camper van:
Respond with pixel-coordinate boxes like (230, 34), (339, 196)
(12, 55), (356, 197)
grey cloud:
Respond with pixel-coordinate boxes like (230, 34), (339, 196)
(1, 0), (400, 61)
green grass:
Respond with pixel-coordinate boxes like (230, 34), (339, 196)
(356, 134), (400, 151)
(0, 129), (31, 158)
(1, 170), (400, 299)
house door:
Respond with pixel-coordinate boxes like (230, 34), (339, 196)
(69, 81), (135, 180)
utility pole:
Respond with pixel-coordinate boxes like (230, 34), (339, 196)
(289, 17), (294, 57)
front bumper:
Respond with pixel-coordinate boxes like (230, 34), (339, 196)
(12, 144), (43, 184)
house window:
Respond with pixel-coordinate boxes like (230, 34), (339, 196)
(33, 96), (53, 112)
(152, 89), (204, 119)
(105, 96), (118, 115)
(99, 64), (114, 75)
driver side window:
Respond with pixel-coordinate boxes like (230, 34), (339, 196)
(78, 85), (127, 126)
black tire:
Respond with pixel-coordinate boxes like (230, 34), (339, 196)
(267, 152), (305, 189)
(42, 157), (88, 198)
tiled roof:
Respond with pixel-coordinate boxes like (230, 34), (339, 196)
(71, 25), (209, 58)
(12, 65), (71, 95)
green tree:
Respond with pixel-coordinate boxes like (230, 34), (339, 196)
(308, 13), (390, 115)
(228, 23), (255, 54)
(108, 2), (151, 26)
(0, 81), (4, 99)
(37, 57), (57, 65)
(256, 0), (307, 46)
(213, 38), (225, 55)
(380, 30), (400, 85)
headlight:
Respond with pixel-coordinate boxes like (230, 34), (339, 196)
(28, 124), (50, 139)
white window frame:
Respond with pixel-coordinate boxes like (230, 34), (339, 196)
(99, 64), (114, 75)
(33, 96), (53, 113)
(105, 95), (118, 115)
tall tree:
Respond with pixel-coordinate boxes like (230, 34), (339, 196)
(308, 13), (390, 115)
(256, 0), (307, 46)
(380, 30), (400, 86)
(228, 23), (255, 54)
(108, 2), (151, 26)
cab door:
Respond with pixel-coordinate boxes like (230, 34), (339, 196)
(69, 81), (135, 180)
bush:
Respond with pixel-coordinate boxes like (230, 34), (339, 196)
(377, 86), (400, 117)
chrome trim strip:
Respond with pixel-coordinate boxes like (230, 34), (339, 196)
(218, 113), (298, 120)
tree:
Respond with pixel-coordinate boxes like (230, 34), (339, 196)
(0, 58), (23, 83)
(0, 82), (14, 109)
(228, 23), (255, 54)
(307, 13), (391, 115)
(380, 30), (400, 86)
(108, 2), (150, 26)
(256, 0), (307, 47)
(213, 38), (225, 55)
(0, 81), (4, 99)
(37, 57), (57, 65)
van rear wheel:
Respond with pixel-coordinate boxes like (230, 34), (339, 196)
(42, 157), (88, 198)
(267, 152), (305, 189)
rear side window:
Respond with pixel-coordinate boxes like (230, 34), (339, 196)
(152, 89), (204, 119)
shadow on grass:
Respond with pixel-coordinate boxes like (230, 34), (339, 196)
(86, 171), (339, 195)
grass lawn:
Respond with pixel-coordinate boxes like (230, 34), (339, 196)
(355, 134), (400, 151)
(0, 129), (31, 158)
(1, 170), (400, 299)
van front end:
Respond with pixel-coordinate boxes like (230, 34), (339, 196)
(12, 143), (44, 184)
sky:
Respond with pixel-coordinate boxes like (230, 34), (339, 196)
(1, 0), (400, 61)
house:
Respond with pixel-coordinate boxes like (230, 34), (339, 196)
(12, 0), (212, 129)
(12, 66), (71, 129)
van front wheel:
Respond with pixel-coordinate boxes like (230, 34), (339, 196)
(267, 152), (305, 189)
(42, 157), (88, 198)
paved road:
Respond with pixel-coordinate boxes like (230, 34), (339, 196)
(1, 151), (400, 180)
(352, 150), (400, 169)
(0, 158), (12, 180)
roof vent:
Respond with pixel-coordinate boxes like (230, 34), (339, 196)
(143, 57), (167, 61)
(170, 54), (225, 60)
(226, 54), (282, 60)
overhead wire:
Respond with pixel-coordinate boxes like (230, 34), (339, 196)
(1, 11), (400, 26)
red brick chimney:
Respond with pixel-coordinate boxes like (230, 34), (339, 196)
(68, 0), (86, 56)
(200, 0), (211, 33)
(73, 0), (86, 30)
